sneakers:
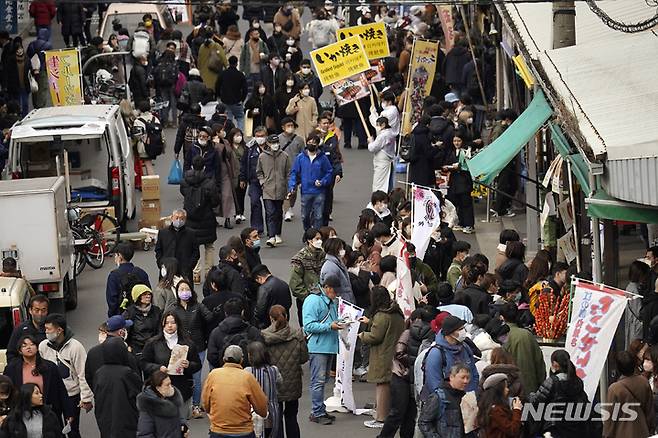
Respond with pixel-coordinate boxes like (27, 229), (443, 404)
(275, 235), (283, 245)
(284, 210), (293, 222)
(504, 210), (516, 218)
(192, 405), (204, 419)
(364, 420), (384, 428)
(453, 225), (463, 231)
(309, 414), (333, 425)
(353, 366), (368, 377)
(235, 214), (246, 224)
(266, 237), (276, 247)
(323, 413), (336, 421)
(462, 226), (475, 234)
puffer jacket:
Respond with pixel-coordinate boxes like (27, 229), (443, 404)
(289, 245), (325, 301)
(361, 303), (405, 384)
(180, 169), (220, 245)
(140, 336), (201, 401)
(206, 315), (264, 368)
(261, 324), (309, 401)
(256, 149), (291, 200)
(473, 330), (500, 374)
(123, 304), (163, 354)
(171, 302), (213, 352)
(393, 319), (434, 382)
(136, 386), (186, 438)
(29, 0), (56, 26)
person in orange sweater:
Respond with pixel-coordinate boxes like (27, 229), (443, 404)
(476, 373), (522, 438)
(201, 345), (268, 437)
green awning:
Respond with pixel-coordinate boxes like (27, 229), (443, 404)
(587, 191), (658, 223)
(467, 90), (552, 184)
(549, 122), (591, 196)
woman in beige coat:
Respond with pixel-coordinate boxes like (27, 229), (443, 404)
(221, 25), (243, 68)
(285, 83), (318, 140)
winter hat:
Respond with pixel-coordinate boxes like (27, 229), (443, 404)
(430, 311), (451, 334)
(131, 284), (152, 303)
(444, 92), (459, 103)
(441, 315), (466, 335)
(483, 373), (508, 390)
(199, 125), (213, 136)
(189, 68), (201, 77)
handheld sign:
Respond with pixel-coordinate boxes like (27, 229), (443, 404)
(310, 35), (370, 87)
(337, 22), (390, 60)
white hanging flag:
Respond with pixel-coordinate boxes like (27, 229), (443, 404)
(411, 185), (442, 260)
(565, 279), (628, 401)
(396, 240), (415, 319)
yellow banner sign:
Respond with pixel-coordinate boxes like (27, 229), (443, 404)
(311, 35), (370, 87)
(336, 22), (390, 60)
(45, 49), (83, 106)
(401, 40), (439, 136)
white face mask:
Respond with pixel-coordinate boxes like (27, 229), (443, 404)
(160, 266), (167, 278)
(258, 87), (266, 94)
(255, 137), (267, 145)
(98, 332), (107, 344)
(198, 139), (208, 146)
(302, 89), (311, 97)
(301, 67), (311, 74)
(454, 328), (468, 342)
(339, 249), (346, 257)
(286, 80), (294, 87)
(270, 143), (280, 151)
(286, 39), (295, 46)
(284, 126), (294, 134)
(466, 117), (474, 124)
(233, 135), (243, 144)
(253, 22), (260, 29)
(312, 239), (323, 249)
(381, 102), (389, 108)
(644, 360), (654, 373)
(159, 385), (175, 398)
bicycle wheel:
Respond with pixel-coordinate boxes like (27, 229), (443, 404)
(84, 234), (106, 269)
(72, 230), (86, 276)
(90, 213), (121, 255)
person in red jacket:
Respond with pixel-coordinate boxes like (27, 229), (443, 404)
(28, 0), (56, 42)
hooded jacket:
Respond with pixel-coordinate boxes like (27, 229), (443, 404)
(93, 338), (142, 438)
(38, 328), (93, 403)
(424, 332), (479, 393)
(302, 290), (338, 354)
(504, 322), (545, 394)
(136, 386), (186, 438)
(206, 315), (264, 368)
(455, 283), (491, 315)
(256, 149), (291, 200)
(409, 124), (437, 187)
(361, 303), (405, 383)
(180, 169), (220, 245)
(480, 363), (524, 398)
(261, 324), (309, 401)
(29, 0), (56, 26)
(393, 319), (434, 381)
(174, 113), (206, 155)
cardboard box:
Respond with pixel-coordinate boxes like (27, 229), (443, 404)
(141, 175), (160, 200)
(141, 199), (161, 224)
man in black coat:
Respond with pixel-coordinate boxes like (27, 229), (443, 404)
(216, 55), (248, 129)
(408, 116), (439, 188)
(6, 294), (48, 362)
(129, 54), (150, 107)
(203, 245), (249, 297)
(174, 103), (207, 158)
(155, 209), (200, 282)
(206, 298), (263, 368)
(93, 337), (143, 438)
(252, 264), (292, 328)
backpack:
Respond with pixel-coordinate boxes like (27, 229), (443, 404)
(138, 117), (164, 159)
(417, 343), (449, 401)
(399, 133), (416, 162)
(183, 180), (206, 218)
(155, 61), (178, 86)
(117, 268), (148, 311)
(132, 31), (150, 59)
(221, 330), (251, 366)
(207, 46), (223, 73)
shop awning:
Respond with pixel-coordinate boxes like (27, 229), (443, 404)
(586, 191), (658, 224)
(549, 122), (591, 196)
(467, 90), (552, 185)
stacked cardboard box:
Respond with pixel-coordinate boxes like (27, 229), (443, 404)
(139, 175), (161, 228)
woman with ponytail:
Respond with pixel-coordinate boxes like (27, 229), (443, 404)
(260, 305), (308, 438)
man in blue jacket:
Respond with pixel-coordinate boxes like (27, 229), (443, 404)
(287, 133), (333, 231)
(423, 315), (479, 394)
(302, 275), (343, 425)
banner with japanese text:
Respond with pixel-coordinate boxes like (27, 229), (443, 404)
(411, 186), (442, 260)
(336, 22), (390, 60)
(329, 298), (364, 413)
(401, 40), (439, 135)
(437, 5), (455, 52)
(396, 240), (415, 319)
(565, 279), (627, 401)
(45, 49), (83, 106)
(311, 35), (370, 87)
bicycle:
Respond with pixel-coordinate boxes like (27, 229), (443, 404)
(67, 207), (121, 275)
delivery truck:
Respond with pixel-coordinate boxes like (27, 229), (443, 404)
(0, 176), (77, 312)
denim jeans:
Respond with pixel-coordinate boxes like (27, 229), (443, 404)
(248, 183), (264, 234)
(309, 353), (333, 418)
(192, 349), (206, 406)
(226, 103), (245, 132)
(263, 199), (283, 237)
(158, 85), (178, 125)
(301, 193), (325, 231)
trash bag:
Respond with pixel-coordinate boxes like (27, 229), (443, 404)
(167, 159), (183, 185)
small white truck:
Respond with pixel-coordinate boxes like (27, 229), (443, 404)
(0, 176), (77, 313)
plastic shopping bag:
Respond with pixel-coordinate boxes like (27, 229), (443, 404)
(167, 159), (183, 185)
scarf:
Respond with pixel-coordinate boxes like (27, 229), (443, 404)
(138, 303), (152, 316)
(163, 331), (178, 350)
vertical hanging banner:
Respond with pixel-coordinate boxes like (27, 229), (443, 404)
(310, 35), (370, 87)
(437, 5), (455, 52)
(565, 279), (628, 401)
(0, 0), (18, 34)
(411, 185), (442, 260)
(45, 49), (83, 106)
(336, 22), (390, 60)
(396, 240), (415, 319)
(327, 298), (364, 413)
(401, 40), (439, 136)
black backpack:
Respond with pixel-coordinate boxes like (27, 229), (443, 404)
(399, 133), (416, 162)
(220, 330), (251, 366)
(117, 268), (148, 311)
(138, 117), (164, 159)
(156, 61), (178, 86)
(183, 180), (206, 218)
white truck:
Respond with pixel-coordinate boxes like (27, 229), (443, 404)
(0, 176), (77, 313)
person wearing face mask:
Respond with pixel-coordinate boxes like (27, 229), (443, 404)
(226, 128), (248, 223)
(123, 285), (164, 356)
(141, 311), (202, 417)
(284, 36), (302, 72)
(287, 134), (333, 231)
(261, 53), (289, 96)
(216, 56), (248, 132)
(365, 190), (393, 229)
(239, 126), (267, 233)
(367, 116), (396, 193)
(209, 121), (237, 230)
(266, 23), (287, 58)
(136, 370), (189, 438)
(423, 315), (480, 395)
(316, 112), (343, 226)
(307, 8), (339, 49)
(406, 242), (439, 302)
(38, 313), (93, 438)
(491, 108), (519, 218)
(275, 76), (299, 128)
(155, 209), (200, 283)
(239, 28), (269, 91)
(214, 0), (239, 35)
(319, 238), (356, 304)
(106, 242), (151, 317)
(369, 90), (400, 136)
(257, 134), (291, 247)
(152, 258), (182, 311)
(252, 264), (292, 328)
(293, 59), (323, 105)
(289, 228), (326, 326)
(240, 227), (263, 274)
(6, 295), (49, 363)
(286, 83), (318, 141)
(245, 81), (276, 134)
(454, 261), (490, 315)
(277, 117), (304, 219)
(274, 3), (302, 40)
(5, 42), (30, 116)
(183, 126), (221, 181)
(198, 29), (228, 90)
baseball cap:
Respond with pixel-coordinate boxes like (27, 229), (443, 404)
(106, 315), (133, 332)
(223, 345), (243, 363)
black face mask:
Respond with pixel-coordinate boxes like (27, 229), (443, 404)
(307, 144), (318, 152)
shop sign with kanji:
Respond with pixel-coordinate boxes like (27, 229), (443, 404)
(310, 35), (370, 87)
(336, 22), (390, 60)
